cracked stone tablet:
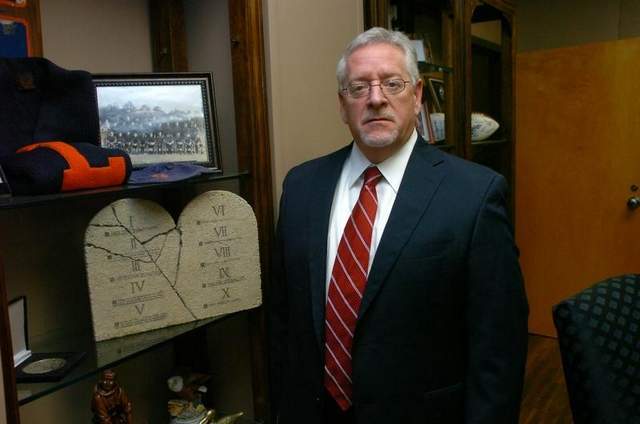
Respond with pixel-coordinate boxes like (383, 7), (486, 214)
(84, 190), (262, 341)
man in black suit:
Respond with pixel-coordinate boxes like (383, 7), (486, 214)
(270, 27), (528, 424)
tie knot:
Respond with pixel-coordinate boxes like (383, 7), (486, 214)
(363, 166), (382, 188)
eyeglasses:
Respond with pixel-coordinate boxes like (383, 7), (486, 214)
(341, 79), (412, 99)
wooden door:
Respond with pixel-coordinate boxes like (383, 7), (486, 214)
(516, 38), (640, 336)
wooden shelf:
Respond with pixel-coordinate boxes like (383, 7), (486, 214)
(16, 312), (242, 405)
(0, 171), (249, 210)
(471, 138), (508, 147)
(435, 143), (455, 151)
(1, 1), (274, 423)
(418, 61), (453, 74)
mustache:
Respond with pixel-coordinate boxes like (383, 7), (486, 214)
(362, 112), (394, 123)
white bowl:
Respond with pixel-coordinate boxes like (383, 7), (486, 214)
(471, 112), (499, 141)
(422, 112), (500, 143)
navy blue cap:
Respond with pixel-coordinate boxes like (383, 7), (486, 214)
(128, 163), (215, 184)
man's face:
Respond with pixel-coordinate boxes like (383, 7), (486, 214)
(339, 43), (423, 163)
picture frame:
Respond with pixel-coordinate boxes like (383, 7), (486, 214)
(8, 296), (85, 382)
(0, 15), (30, 57)
(8, 296), (29, 367)
(0, 164), (11, 196)
(416, 106), (427, 139)
(93, 73), (222, 171)
(410, 39), (427, 63)
(417, 103), (438, 144)
(423, 38), (434, 64)
(427, 77), (445, 113)
(410, 32), (434, 64)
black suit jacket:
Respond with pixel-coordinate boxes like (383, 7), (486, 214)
(270, 138), (528, 424)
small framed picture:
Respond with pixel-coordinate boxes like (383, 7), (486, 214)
(0, 164), (11, 196)
(0, 15), (30, 57)
(416, 105), (430, 140)
(427, 78), (445, 113)
(410, 38), (434, 64)
(8, 296), (85, 383)
(424, 39), (434, 64)
(410, 32), (434, 64)
(9, 296), (30, 367)
(410, 39), (427, 62)
(93, 73), (222, 171)
(416, 107), (426, 138)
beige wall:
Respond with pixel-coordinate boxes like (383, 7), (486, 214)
(264, 0), (363, 205)
(40, 0), (152, 72)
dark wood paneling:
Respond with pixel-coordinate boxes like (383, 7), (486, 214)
(364, 0), (389, 29)
(148, 0), (189, 72)
(229, 1), (273, 422)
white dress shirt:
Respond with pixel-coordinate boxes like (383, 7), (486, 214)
(325, 130), (418, 297)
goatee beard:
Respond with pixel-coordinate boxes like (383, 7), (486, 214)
(358, 127), (400, 148)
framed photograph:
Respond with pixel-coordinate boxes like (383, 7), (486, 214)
(416, 107), (426, 139)
(8, 296), (85, 382)
(0, 15), (30, 57)
(410, 32), (434, 64)
(423, 38), (434, 64)
(417, 103), (438, 144)
(93, 73), (222, 171)
(410, 39), (427, 62)
(9, 296), (29, 367)
(0, 164), (11, 196)
(427, 77), (445, 113)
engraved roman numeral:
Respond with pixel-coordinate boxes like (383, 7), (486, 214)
(130, 237), (137, 249)
(130, 280), (145, 294)
(214, 226), (228, 238)
(212, 205), (225, 216)
(221, 288), (231, 299)
(214, 246), (231, 257)
(135, 303), (145, 315)
(218, 267), (231, 279)
(131, 260), (141, 272)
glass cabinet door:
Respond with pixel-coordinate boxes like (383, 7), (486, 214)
(365, 0), (459, 153)
(467, 1), (515, 195)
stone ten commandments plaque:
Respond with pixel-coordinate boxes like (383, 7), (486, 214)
(84, 190), (262, 341)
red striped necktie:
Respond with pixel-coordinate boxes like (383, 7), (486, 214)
(324, 166), (382, 411)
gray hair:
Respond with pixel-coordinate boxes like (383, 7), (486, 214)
(336, 27), (420, 89)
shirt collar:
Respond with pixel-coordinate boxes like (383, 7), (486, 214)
(346, 129), (418, 193)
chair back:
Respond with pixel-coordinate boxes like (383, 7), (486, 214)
(553, 274), (640, 424)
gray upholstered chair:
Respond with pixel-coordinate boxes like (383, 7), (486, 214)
(553, 274), (640, 424)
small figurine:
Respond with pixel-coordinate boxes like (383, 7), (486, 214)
(167, 369), (243, 424)
(91, 369), (133, 424)
(167, 369), (211, 423)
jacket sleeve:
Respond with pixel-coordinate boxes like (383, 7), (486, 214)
(464, 174), (529, 424)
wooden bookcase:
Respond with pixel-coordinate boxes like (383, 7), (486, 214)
(0, 0), (273, 423)
(365, 0), (517, 214)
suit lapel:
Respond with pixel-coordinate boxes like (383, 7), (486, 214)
(357, 140), (447, 322)
(308, 146), (351, 348)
